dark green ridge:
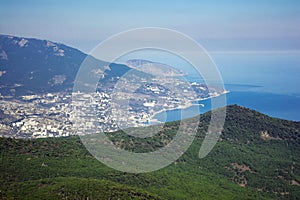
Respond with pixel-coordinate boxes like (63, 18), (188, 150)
(1, 105), (299, 199)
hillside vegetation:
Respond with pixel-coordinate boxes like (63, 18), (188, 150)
(1, 105), (299, 199)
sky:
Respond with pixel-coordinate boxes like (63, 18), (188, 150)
(1, 0), (300, 53)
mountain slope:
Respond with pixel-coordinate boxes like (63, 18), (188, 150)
(1, 105), (299, 199)
(0, 35), (131, 96)
(126, 59), (187, 77)
(1, 177), (163, 200)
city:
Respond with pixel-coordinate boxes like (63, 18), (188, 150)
(0, 80), (226, 139)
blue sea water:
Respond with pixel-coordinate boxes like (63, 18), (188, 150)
(153, 53), (300, 122)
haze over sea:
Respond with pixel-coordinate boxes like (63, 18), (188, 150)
(153, 52), (300, 122)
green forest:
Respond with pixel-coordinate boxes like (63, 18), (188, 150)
(1, 105), (300, 199)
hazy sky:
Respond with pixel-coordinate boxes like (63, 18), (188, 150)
(1, 0), (299, 53)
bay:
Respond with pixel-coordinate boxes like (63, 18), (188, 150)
(154, 89), (300, 122)
(153, 53), (300, 122)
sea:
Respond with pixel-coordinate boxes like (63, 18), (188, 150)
(153, 52), (300, 122)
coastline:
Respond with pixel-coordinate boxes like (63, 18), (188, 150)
(148, 90), (229, 124)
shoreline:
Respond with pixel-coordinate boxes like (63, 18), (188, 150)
(147, 90), (229, 124)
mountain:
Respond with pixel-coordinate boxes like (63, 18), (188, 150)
(1, 105), (299, 199)
(126, 59), (187, 77)
(0, 34), (131, 96)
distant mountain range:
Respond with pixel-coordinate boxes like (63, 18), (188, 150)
(0, 35), (191, 97)
(0, 34), (130, 96)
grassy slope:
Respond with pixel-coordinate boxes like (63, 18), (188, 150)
(1, 105), (299, 199)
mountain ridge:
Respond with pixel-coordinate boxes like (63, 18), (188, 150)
(0, 34), (131, 96)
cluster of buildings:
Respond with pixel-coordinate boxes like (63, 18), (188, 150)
(0, 80), (226, 139)
(0, 93), (74, 138)
(0, 90), (157, 138)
